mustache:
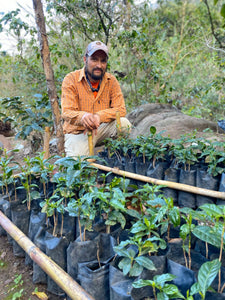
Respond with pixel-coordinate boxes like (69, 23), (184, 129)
(93, 68), (103, 72)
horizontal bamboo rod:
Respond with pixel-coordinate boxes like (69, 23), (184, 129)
(0, 211), (95, 300)
(91, 162), (225, 200)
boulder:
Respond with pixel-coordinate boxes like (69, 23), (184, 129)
(127, 103), (224, 140)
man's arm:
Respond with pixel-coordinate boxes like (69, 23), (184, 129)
(61, 72), (86, 126)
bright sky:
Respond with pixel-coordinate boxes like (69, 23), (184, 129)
(0, 0), (36, 53)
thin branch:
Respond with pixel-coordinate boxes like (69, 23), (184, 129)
(203, 0), (224, 49)
(205, 38), (225, 54)
(160, 0), (188, 91)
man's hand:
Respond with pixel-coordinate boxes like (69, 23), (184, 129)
(81, 113), (100, 135)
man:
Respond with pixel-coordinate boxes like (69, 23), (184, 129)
(61, 40), (131, 157)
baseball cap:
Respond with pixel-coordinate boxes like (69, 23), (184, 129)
(85, 41), (109, 57)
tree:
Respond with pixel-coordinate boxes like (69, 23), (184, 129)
(32, 0), (64, 154)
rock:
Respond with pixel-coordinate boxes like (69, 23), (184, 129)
(127, 103), (224, 140)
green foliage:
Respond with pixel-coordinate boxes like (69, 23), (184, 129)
(0, 94), (53, 141)
(5, 274), (24, 300)
(114, 240), (156, 277)
(0, 149), (19, 201)
(0, 0), (224, 121)
(190, 259), (221, 299)
(133, 274), (185, 300)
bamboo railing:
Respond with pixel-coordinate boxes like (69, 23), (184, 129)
(0, 211), (94, 300)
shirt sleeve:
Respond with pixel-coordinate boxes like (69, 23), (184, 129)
(96, 76), (127, 123)
(61, 72), (86, 126)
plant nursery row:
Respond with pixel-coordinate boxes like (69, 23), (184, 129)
(0, 129), (225, 299)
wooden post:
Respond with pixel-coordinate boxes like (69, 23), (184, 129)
(88, 131), (94, 156)
(116, 111), (121, 134)
(43, 127), (50, 159)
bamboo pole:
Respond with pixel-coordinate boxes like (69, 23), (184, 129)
(88, 131), (94, 156)
(0, 211), (94, 300)
(116, 111), (121, 134)
(91, 162), (225, 200)
(43, 126), (51, 159)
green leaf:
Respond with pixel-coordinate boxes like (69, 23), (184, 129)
(190, 282), (201, 296)
(129, 261), (143, 277)
(157, 292), (169, 300)
(117, 212), (126, 229)
(150, 126), (157, 135)
(200, 204), (224, 218)
(163, 284), (185, 298)
(214, 0), (219, 5)
(221, 4), (225, 18)
(144, 216), (150, 228)
(169, 207), (180, 227)
(197, 259), (221, 297)
(132, 279), (154, 289)
(180, 224), (189, 240)
(113, 246), (130, 258)
(110, 197), (126, 211)
(126, 209), (141, 219)
(131, 222), (147, 233)
(193, 225), (221, 248)
(135, 256), (156, 271)
(118, 258), (131, 276)
(30, 190), (40, 199)
(154, 274), (176, 287)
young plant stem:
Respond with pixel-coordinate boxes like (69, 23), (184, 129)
(5, 184), (11, 202)
(188, 233), (192, 269)
(153, 285), (157, 300)
(220, 282), (225, 294)
(183, 243), (188, 268)
(167, 223), (171, 241)
(106, 225), (110, 234)
(218, 222), (225, 292)
(153, 156), (156, 169)
(78, 216), (83, 242)
(83, 227), (86, 242)
(14, 181), (17, 202)
(53, 212), (57, 237)
(27, 187), (31, 211)
(43, 182), (46, 198)
(60, 213), (64, 237)
(205, 242), (208, 259)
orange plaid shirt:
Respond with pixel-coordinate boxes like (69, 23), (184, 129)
(61, 67), (127, 134)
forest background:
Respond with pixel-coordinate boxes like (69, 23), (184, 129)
(0, 0), (225, 145)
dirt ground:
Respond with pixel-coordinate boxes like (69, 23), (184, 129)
(0, 234), (66, 300)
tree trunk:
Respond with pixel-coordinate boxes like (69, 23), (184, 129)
(32, 0), (64, 155)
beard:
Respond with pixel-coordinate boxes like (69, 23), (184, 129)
(85, 65), (106, 81)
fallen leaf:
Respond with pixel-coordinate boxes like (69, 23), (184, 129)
(32, 291), (48, 300)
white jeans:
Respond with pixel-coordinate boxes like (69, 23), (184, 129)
(65, 117), (132, 157)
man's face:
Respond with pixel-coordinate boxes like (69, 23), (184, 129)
(84, 50), (108, 81)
